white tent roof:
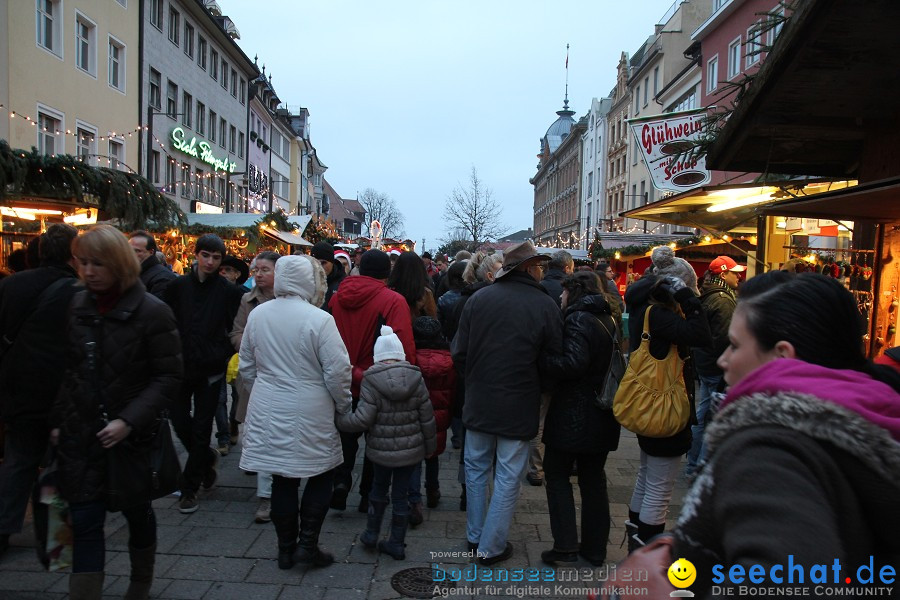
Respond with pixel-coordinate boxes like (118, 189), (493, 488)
(185, 214), (312, 232)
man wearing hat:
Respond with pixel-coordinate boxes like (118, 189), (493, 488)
(451, 240), (563, 565)
(687, 255), (745, 477)
(310, 242), (346, 311)
(219, 255), (250, 286)
(330, 249), (416, 512)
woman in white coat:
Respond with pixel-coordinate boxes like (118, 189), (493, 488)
(238, 255), (352, 570)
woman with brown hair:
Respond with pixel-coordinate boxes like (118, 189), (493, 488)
(388, 251), (437, 321)
(53, 225), (182, 599)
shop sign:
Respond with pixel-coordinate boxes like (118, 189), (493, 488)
(194, 201), (223, 214)
(170, 127), (236, 174)
(629, 109), (711, 193)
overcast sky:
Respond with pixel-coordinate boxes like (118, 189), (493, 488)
(222, 0), (680, 253)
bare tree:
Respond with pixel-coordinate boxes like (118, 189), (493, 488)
(443, 167), (505, 251)
(358, 188), (405, 239)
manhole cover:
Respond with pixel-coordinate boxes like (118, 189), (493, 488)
(391, 566), (455, 599)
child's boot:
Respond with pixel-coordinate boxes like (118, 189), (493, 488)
(360, 500), (388, 548)
(377, 514), (408, 560)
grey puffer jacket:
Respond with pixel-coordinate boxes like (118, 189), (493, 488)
(338, 361), (437, 467)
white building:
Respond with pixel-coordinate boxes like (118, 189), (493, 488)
(580, 97), (613, 248)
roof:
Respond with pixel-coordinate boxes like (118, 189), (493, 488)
(705, 0), (900, 177)
(186, 213), (312, 232)
(498, 227), (534, 242)
(323, 180), (363, 225)
(543, 101), (576, 154)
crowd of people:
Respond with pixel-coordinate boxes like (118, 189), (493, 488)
(0, 223), (898, 600)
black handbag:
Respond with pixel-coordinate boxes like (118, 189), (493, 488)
(147, 414), (180, 501)
(105, 414), (181, 512)
(594, 317), (627, 410)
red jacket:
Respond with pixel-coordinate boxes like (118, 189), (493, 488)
(415, 347), (456, 455)
(330, 275), (415, 399)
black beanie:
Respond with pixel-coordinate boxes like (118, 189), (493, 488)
(311, 241), (335, 261)
(359, 249), (391, 279)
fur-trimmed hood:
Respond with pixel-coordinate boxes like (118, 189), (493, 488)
(274, 254), (326, 307)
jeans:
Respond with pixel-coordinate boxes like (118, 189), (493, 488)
(370, 463), (415, 518)
(170, 373), (224, 494)
(334, 430), (373, 498)
(257, 472), (272, 499)
(0, 419), (50, 535)
(686, 373), (722, 474)
(528, 394), (551, 478)
(213, 380), (238, 446)
(69, 501), (155, 573)
(408, 456), (440, 504)
(464, 430), (530, 558)
(544, 447), (610, 559)
(270, 471), (334, 517)
(629, 451), (682, 526)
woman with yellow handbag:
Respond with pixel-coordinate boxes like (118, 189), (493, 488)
(619, 246), (711, 551)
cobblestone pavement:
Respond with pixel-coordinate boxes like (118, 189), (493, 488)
(0, 429), (690, 599)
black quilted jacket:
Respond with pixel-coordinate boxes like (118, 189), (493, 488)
(541, 294), (621, 454)
(53, 281), (183, 504)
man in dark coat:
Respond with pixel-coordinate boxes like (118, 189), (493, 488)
(452, 240), (562, 565)
(129, 230), (176, 299)
(0, 224), (80, 556)
(164, 234), (244, 514)
(310, 241), (346, 312)
(687, 255), (744, 476)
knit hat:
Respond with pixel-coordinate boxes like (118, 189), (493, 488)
(374, 325), (405, 363)
(413, 316), (442, 344)
(310, 241), (335, 262)
(652, 245), (699, 294)
(359, 249), (391, 279)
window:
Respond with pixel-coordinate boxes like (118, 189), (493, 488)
(149, 0), (163, 30)
(634, 87), (640, 114)
(238, 131), (244, 158)
(239, 77), (246, 104)
(197, 36), (207, 70)
(727, 37), (741, 79)
(747, 21), (762, 67)
(195, 168), (204, 201)
(597, 168), (602, 196)
(219, 118), (226, 148)
(149, 68), (161, 109)
(76, 125), (96, 164)
(108, 37), (125, 91)
(643, 76), (649, 106)
(181, 162), (190, 198)
(653, 66), (659, 95)
(196, 102), (205, 135)
(108, 139), (124, 170)
(37, 109), (61, 155)
(36, 0), (61, 56)
(706, 56), (719, 92)
(182, 92), (192, 127)
(208, 110), (216, 142)
(633, 138), (639, 165)
(168, 7), (179, 45)
(75, 13), (97, 76)
(229, 125), (236, 153)
(151, 150), (161, 183)
(210, 49), (218, 80)
(166, 80), (177, 118)
(230, 69), (237, 97)
(183, 22), (194, 59)
(115, 0), (126, 6)
(770, 4), (786, 43)
(218, 179), (226, 204)
(220, 59), (228, 89)
(165, 158), (176, 193)
(587, 172), (593, 197)
(714, 0), (729, 9)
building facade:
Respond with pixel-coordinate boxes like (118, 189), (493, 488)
(2, 0), (140, 171)
(141, 0), (257, 214)
(580, 97), (612, 249)
(605, 53), (632, 232)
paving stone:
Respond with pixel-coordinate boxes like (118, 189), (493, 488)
(202, 580), (283, 599)
(0, 570), (66, 592)
(167, 524), (262, 557)
(159, 578), (214, 598)
(164, 555), (256, 582)
(299, 561), (374, 591)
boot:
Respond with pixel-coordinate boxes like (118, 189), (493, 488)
(637, 520), (666, 545)
(293, 504), (334, 567)
(377, 514), (408, 560)
(622, 520), (639, 552)
(271, 513), (299, 570)
(124, 543), (156, 600)
(69, 572), (104, 600)
(360, 500), (388, 548)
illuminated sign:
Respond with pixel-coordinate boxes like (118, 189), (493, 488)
(170, 127), (236, 174)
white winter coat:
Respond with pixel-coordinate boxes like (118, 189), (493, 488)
(238, 255), (352, 478)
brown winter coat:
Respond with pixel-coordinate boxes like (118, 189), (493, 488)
(337, 361), (436, 467)
(53, 282), (183, 504)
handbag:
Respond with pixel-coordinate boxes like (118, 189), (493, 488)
(613, 305), (691, 437)
(594, 317), (626, 410)
(106, 415), (181, 512)
(32, 449), (73, 572)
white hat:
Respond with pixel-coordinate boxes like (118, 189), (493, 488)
(373, 325), (405, 363)
(389, 249), (402, 257)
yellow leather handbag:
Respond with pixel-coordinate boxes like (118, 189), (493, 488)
(613, 305), (690, 437)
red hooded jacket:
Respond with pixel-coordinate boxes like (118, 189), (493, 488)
(415, 347), (456, 455)
(329, 275), (415, 399)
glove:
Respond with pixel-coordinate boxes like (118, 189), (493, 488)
(659, 275), (687, 296)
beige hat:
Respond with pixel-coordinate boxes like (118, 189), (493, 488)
(495, 240), (550, 279)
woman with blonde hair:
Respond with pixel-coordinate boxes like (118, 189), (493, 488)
(53, 224), (182, 599)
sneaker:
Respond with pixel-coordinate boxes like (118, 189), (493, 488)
(541, 548), (578, 565)
(426, 488), (441, 508)
(179, 494), (199, 514)
(254, 498), (271, 523)
(216, 443), (229, 457)
(478, 542), (513, 566)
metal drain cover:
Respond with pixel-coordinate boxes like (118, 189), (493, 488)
(391, 566), (455, 599)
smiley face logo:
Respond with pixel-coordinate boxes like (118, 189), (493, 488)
(668, 558), (697, 588)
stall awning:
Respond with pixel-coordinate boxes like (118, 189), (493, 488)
(262, 227), (312, 246)
(622, 180), (856, 233)
(186, 213), (312, 232)
(760, 177), (900, 222)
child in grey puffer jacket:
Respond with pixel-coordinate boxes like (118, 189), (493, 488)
(338, 325), (437, 560)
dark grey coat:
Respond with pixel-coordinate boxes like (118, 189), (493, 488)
(338, 361), (436, 467)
